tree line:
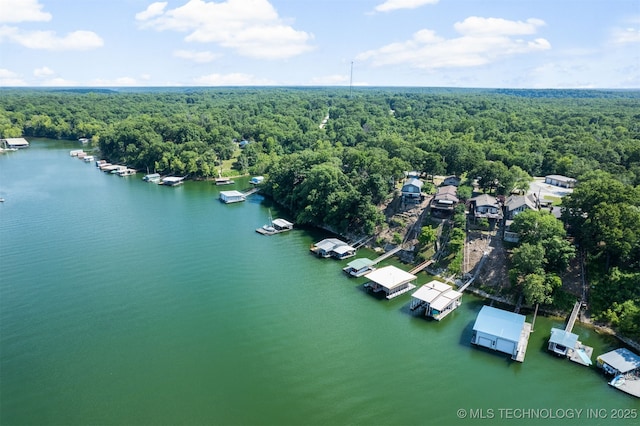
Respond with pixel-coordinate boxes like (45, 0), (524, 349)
(1, 87), (638, 338)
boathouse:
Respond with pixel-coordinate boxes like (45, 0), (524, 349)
(343, 258), (375, 277)
(272, 219), (293, 231)
(161, 176), (185, 186)
(310, 238), (353, 258)
(364, 265), (417, 299)
(2, 138), (29, 148)
(471, 305), (531, 362)
(410, 280), (462, 321)
(597, 348), (640, 376)
(219, 190), (246, 204)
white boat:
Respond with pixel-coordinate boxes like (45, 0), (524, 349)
(250, 176), (264, 185)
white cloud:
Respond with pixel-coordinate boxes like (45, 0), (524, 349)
(0, 0), (51, 23)
(193, 72), (275, 85)
(374, 0), (439, 13)
(612, 27), (640, 44)
(135, 2), (168, 21)
(33, 66), (54, 77)
(0, 26), (104, 50)
(174, 49), (219, 63)
(454, 17), (545, 36)
(356, 17), (550, 69)
(41, 77), (77, 86)
(136, 0), (314, 59)
(0, 68), (26, 85)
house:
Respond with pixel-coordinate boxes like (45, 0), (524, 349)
(443, 175), (461, 187)
(545, 174), (576, 188)
(504, 194), (538, 220)
(471, 305), (532, 362)
(238, 139), (250, 148)
(364, 265), (417, 299)
(469, 194), (503, 227)
(343, 258), (376, 277)
(2, 137), (29, 148)
(430, 185), (459, 217)
(219, 190), (246, 203)
(401, 178), (423, 201)
(410, 280), (462, 321)
(597, 348), (640, 376)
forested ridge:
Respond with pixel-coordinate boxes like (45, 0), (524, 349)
(1, 87), (639, 338)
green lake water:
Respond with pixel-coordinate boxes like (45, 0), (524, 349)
(1, 140), (638, 425)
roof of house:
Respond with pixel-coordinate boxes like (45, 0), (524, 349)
(505, 194), (538, 212)
(549, 328), (579, 348)
(598, 348), (640, 374)
(403, 178), (423, 189)
(473, 305), (525, 342)
(470, 193), (499, 207)
(437, 185), (458, 195)
(366, 265), (417, 290)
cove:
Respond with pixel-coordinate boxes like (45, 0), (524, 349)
(0, 140), (638, 425)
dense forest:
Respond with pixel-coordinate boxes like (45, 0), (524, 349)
(1, 87), (639, 339)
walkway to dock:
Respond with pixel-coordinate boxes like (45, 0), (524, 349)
(565, 301), (582, 332)
(371, 246), (403, 265)
(409, 259), (434, 275)
(242, 187), (259, 196)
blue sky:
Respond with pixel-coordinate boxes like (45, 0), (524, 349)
(0, 0), (638, 88)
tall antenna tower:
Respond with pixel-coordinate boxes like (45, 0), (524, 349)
(349, 61), (353, 98)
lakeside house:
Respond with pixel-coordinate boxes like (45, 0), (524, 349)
(430, 185), (459, 217)
(410, 280), (462, 321)
(469, 194), (503, 229)
(401, 178), (423, 202)
(471, 305), (532, 362)
(364, 265), (417, 299)
(504, 194), (538, 220)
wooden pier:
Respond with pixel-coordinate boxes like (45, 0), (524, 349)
(409, 259), (434, 275)
(371, 246), (402, 265)
(565, 301), (582, 333)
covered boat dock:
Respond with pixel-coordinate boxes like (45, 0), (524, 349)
(471, 305), (532, 362)
(364, 265), (417, 300)
(410, 280), (462, 321)
(343, 258), (375, 277)
(219, 190), (246, 203)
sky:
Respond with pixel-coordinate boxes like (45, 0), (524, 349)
(0, 0), (638, 88)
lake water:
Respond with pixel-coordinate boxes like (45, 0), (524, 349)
(1, 140), (638, 425)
